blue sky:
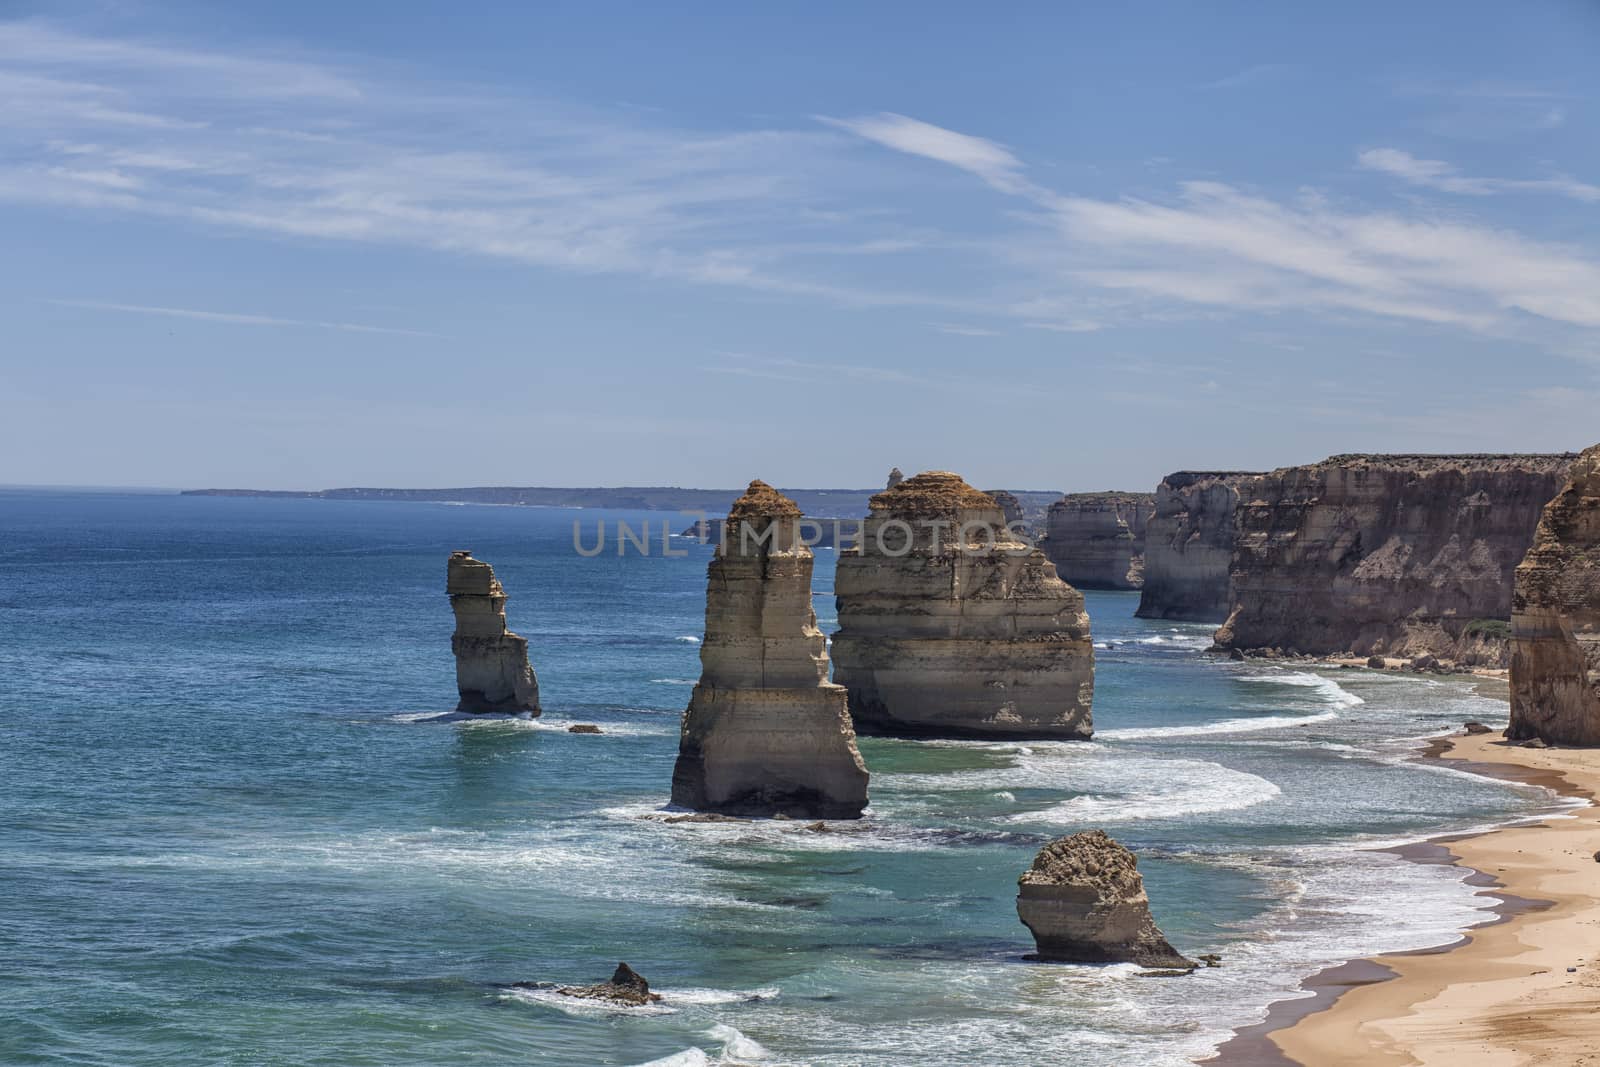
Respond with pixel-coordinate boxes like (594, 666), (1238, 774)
(3, 2), (1599, 491)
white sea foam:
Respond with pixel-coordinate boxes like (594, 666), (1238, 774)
(1011, 761), (1282, 825)
(651, 678), (699, 685)
(501, 985), (676, 1017)
(1238, 670), (1366, 708)
(677, 635), (701, 643)
(662, 987), (781, 1006)
(1096, 711), (1339, 741)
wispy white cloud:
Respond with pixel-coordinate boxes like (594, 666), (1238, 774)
(1201, 64), (1292, 90)
(1358, 147), (1600, 202)
(930, 322), (1000, 337)
(46, 299), (442, 337)
(818, 112), (1039, 196)
(830, 114), (1600, 336)
(0, 20), (892, 301)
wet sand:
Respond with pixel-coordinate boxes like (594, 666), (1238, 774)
(1213, 733), (1600, 1066)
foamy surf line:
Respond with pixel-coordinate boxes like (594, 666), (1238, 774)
(1097, 711), (1339, 741)
(630, 1023), (774, 1066)
(1238, 670), (1365, 708)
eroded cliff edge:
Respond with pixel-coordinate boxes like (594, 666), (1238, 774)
(1040, 492), (1154, 591)
(1214, 454), (1576, 665)
(1509, 445), (1600, 745)
(1136, 472), (1261, 622)
(831, 471), (1094, 740)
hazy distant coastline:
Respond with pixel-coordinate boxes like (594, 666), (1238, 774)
(181, 485), (1066, 516)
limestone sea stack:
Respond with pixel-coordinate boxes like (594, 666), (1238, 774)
(831, 471), (1094, 740)
(447, 551), (540, 713)
(1214, 454), (1575, 666)
(1136, 472), (1261, 622)
(1509, 445), (1600, 745)
(670, 481), (869, 818)
(1040, 492), (1154, 590)
(1017, 830), (1195, 969)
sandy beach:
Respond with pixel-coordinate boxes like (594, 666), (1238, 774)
(1230, 733), (1600, 1066)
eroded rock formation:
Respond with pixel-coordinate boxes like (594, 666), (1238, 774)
(1509, 445), (1600, 745)
(1017, 830), (1195, 968)
(556, 963), (661, 1006)
(1040, 492), (1154, 590)
(886, 467), (905, 490)
(831, 471), (1094, 739)
(670, 481), (869, 818)
(985, 489), (1026, 527)
(1136, 472), (1261, 621)
(1214, 454), (1575, 665)
(448, 551), (540, 713)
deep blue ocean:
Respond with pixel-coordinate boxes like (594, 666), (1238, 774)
(0, 491), (1561, 1066)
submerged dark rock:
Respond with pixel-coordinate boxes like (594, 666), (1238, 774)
(557, 963), (661, 1006)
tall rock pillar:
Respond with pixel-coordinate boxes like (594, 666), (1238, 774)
(448, 551), (541, 713)
(670, 481), (870, 818)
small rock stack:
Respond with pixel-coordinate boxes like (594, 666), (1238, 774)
(831, 471), (1095, 739)
(670, 481), (869, 818)
(447, 551), (541, 713)
(1017, 830), (1194, 969)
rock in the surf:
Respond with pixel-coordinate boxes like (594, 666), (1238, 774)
(1016, 830), (1195, 969)
(557, 962), (661, 1005)
(670, 481), (869, 818)
(447, 551), (540, 713)
(1509, 444), (1600, 745)
(831, 471), (1094, 739)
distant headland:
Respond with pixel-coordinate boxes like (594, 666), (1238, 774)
(179, 484), (1066, 518)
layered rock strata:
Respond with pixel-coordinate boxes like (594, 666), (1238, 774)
(1136, 472), (1261, 621)
(1215, 454), (1576, 665)
(985, 489), (1026, 528)
(670, 481), (869, 818)
(448, 551), (540, 713)
(831, 471), (1094, 739)
(1040, 492), (1155, 590)
(1017, 830), (1195, 968)
(1509, 445), (1600, 745)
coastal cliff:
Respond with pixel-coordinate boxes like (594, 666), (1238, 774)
(1040, 492), (1154, 590)
(831, 471), (1094, 740)
(448, 551), (541, 713)
(1509, 445), (1600, 745)
(1136, 472), (1261, 622)
(1215, 454), (1576, 665)
(670, 481), (869, 817)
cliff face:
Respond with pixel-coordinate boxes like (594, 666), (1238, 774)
(1215, 454), (1576, 664)
(448, 552), (541, 713)
(1509, 446), (1600, 745)
(1136, 473), (1261, 622)
(1041, 492), (1155, 591)
(831, 471), (1094, 740)
(671, 481), (869, 818)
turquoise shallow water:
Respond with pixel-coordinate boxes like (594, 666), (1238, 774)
(0, 491), (1561, 1066)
